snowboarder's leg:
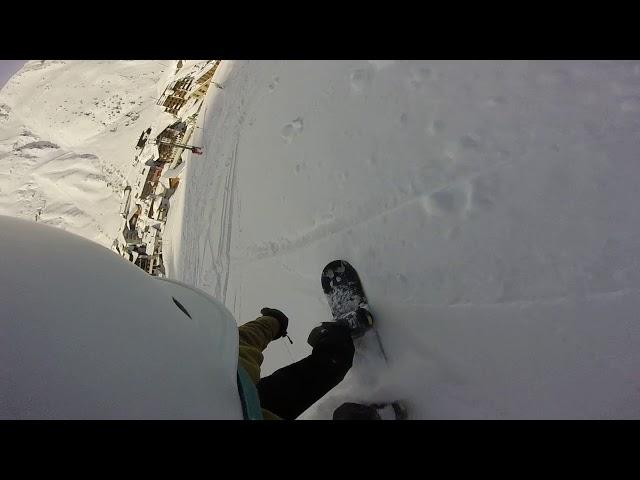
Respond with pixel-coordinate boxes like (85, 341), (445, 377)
(257, 325), (354, 420)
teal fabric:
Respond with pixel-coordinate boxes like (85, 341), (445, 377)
(237, 366), (264, 420)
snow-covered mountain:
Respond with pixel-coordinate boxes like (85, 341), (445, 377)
(0, 60), (175, 246)
(3, 60), (640, 419)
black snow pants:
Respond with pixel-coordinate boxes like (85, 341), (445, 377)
(257, 326), (355, 420)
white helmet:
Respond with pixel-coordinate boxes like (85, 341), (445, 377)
(0, 215), (250, 419)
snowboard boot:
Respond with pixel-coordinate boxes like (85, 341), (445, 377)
(333, 401), (408, 420)
(335, 307), (373, 338)
(307, 322), (352, 349)
(308, 307), (373, 345)
(371, 401), (409, 420)
(333, 402), (381, 420)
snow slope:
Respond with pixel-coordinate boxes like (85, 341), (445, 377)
(165, 60), (640, 419)
(0, 60), (174, 246)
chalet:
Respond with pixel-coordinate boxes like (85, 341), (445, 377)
(149, 177), (180, 223)
(127, 204), (141, 230)
(133, 224), (164, 276)
(156, 121), (188, 163)
(121, 204), (143, 248)
(157, 61), (222, 116)
(140, 163), (164, 200)
(158, 76), (195, 116)
(191, 60), (222, 100)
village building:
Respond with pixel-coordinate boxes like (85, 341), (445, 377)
(140, 162), (164, 200)
(122, 204), (142, 244)
(134, 223), (164, 276)
(148, 176), (180, 224)
(157, 60), (221, 116)
(190, 60), (222, 100)
(149, 195), (169, 223)
(120, 185), (132, 217)
(156, 121), (188, 163)
(157, 76), (195, 116)
(115, 60), (222, 277)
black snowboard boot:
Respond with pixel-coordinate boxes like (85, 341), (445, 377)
(308, 307), (373, 345)
(333, 402), (381, 420)
(333, 401), (409, 420)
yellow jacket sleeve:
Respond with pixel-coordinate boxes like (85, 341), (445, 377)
(238, 316), (283, 420)
(237, 315), (280, 385)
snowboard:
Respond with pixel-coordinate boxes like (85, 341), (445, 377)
(316, 259), (408, 420)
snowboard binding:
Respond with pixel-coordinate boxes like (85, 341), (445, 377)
(334, 306), (373, 338)
(307, 307), (373, 348)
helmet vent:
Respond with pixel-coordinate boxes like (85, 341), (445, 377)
(172, 297), (192, 319)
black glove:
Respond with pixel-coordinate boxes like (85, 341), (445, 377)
(260, 307), (289, 339)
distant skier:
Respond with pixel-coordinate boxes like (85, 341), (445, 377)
(213, 81), (224, 90)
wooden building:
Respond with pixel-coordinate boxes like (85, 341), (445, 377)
(158, 76), (195, 115)
(140, 164), (164, 200)
(156, 121), (188, 163)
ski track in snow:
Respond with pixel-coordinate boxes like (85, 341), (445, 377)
(177, 61), (279, 310)
(243, 160), (512, 262)
(215, 136), (240, 303)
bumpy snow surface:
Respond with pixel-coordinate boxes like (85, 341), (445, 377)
(163, 60), (640, 419)
(0, 60), (174, 246)
(3, 61), (640, 419)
